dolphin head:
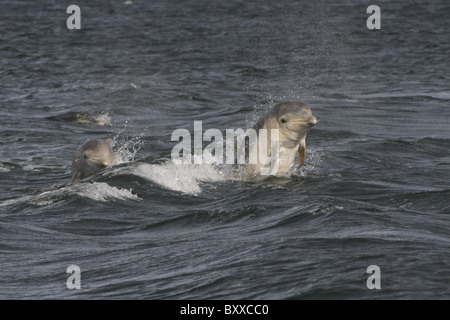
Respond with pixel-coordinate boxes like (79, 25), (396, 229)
(263, 101), (317, 146)
(71, 139), (114, 182)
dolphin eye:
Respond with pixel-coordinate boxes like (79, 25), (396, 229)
(83, 154), (87, 159)
(280, 118), (287, 123)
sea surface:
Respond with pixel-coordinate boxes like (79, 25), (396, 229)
(0, 0), (449, 299)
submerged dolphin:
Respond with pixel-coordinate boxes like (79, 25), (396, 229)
(47, 111), (105, 125)
(71, 138), (115, 182)
(246, 101), (317, 178)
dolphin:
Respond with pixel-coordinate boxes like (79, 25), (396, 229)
(246, 101), (317, 178)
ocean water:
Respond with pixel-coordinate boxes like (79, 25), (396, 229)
(0, 0), (449, 300)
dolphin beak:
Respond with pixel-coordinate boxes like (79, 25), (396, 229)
(308, 116), (317, 126)
(290, 116), (317, 126)
(98, 161), (112, 168)
(88, 157), (112, 168)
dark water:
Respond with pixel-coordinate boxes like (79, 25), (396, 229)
(1, 0), (449, 300)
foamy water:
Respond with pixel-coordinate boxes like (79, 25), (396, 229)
(0, 181), (139, 208)
(131, 161), (226, 195)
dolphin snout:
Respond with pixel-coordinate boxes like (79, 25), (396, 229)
(308, 115), (317, 126)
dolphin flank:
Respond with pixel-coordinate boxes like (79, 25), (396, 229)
(47, 111), (105, 126)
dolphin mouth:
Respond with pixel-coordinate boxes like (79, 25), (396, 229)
(290, 119), (309, 124)
(88, 157), (112, 168)
(290, 118), (317, 126)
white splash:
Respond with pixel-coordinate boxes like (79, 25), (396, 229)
(0, 182), (139, 208)
(0, 163), (11, 173)
(72, 182), (139, 202)
(109, 122), (144, 165)
(131, 159), (225, 195)
(95, 113), (112, 126)
(292, 146), (326, 178)
(130, 146), (326, 194)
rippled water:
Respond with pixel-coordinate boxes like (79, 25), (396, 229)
(1, 0), (449, 299)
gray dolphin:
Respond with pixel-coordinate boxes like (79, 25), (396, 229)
(246, 101), (317, 178)
(71, 138), (115, 182)
(47, 111), (105, 125)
